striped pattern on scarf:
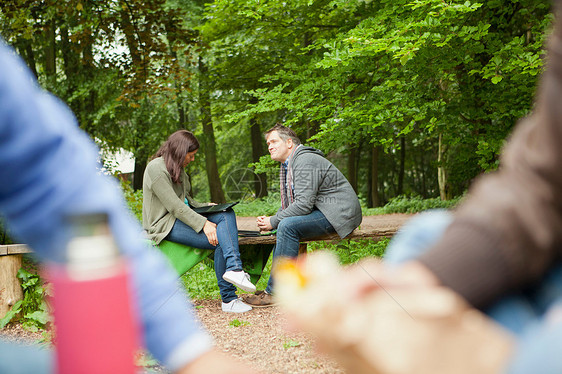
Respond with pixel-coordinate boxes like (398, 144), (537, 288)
(280, 145), (300, 210)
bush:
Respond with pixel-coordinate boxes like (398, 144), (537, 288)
(363, 195), (463, 215)
(121, 180), (143, 222)
(233, 192), (281, 217)
(0, 215), (14, 245)
(309, 238), (390, 265)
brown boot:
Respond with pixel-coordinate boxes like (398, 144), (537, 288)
(242, 291), (276, 307)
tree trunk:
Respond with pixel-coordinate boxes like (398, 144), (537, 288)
(133, 159), (146, 191)
(44, 18), (56, 81)
(438, 133), (451, 200)
(165, 21), (188, 130)
(420, 145), (427, 198)
(132, 107), (149, 191)
(120, 3), (147, 191)
(347, 146), (358, 193)
(368, 145), (381, 208)
(199, 56), (226, 203)
(16, 38), (38, 79)
(249, 102), (268, 198)
(397, 136), (405, 195)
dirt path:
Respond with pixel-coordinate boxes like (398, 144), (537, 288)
(194, 299), (344, 373)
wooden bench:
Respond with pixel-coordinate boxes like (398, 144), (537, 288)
(238, 227), (398, 247)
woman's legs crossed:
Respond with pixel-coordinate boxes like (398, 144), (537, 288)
(165, 219), (237, 302)
(206, 210), (243, 272)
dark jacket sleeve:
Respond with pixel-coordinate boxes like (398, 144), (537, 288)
(418, 14), (562, 308)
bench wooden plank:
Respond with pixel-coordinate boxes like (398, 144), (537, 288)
(0, 244), (33, 256)
(238, 227), (398, 246)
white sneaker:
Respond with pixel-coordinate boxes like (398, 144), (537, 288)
(223, 270), (257, 293)
(222, 298), (252, 313)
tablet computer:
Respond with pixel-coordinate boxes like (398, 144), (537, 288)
(238, 229), (277, 237)
(192, 201), (239, 215)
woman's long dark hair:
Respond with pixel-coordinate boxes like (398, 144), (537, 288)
(152, 130), (199, 184)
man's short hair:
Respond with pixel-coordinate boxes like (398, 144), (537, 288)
(264, 123), (301, 145)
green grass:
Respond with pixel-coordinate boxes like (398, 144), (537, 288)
(229, 318), (251, 327)
(283, 339), (302, 349)
(308, 238), (390, 265)
(180, 260), (222, 300)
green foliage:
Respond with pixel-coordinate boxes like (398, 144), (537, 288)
(363, 195), (462, 215)
(0, 215), (14, 245)
(2, 0), (553, 225)
(135, 353), (159, 370)
(121, 180), (143, 222)
(0, 300), (22, 329)
(203, 0), (551, 201)
(309, 239), (390, 266)
(228, 318), (251, 327)
(180, 261), (222, 300)
(0, 268), (51, 332)
(283, 339), (302, 349)
(232, 193), (281, 217)
(179, 250), (273, 299)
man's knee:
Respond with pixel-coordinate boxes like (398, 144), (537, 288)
(276, 218), (299, 236)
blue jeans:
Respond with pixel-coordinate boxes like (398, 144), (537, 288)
(386, 210), (562, 374)
(266, 209), (335, 294)
(165, 210), (241, 303)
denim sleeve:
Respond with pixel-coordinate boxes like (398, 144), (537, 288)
(0, 41), (212, 370)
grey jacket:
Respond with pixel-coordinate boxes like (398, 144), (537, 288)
(270, 146), (362, 238)
(142, 157), (208, 244)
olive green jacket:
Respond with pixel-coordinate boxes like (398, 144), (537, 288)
(142, 157), (208, 244)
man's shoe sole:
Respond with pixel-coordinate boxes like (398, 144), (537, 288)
(241, 294), (276, 308)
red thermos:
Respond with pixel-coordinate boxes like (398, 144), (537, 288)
(48, 213), (140, 374)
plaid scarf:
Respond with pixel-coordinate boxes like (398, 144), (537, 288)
(280, 145), (300, 210)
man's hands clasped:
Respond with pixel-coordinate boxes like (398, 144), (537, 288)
(256, 216), (273, 232)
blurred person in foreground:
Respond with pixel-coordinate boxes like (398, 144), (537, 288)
(0, 39), (257, 374)
(244, 124), (362, 307)
(277, 1), (562, 373)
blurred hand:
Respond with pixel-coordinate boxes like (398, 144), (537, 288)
(343, 259), (441, 301)
(176, 349), (261, 374)
(256, 216), (273, 231)
(203, 220), (218, 246)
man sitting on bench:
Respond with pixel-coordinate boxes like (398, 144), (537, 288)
(243, 124), (362, 307)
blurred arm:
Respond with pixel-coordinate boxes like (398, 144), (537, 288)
(0, 41), (213, 371)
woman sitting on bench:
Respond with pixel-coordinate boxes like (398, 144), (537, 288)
(142, 130), (255, 313)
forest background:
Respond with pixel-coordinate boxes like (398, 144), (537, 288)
(0, 0), (553, 208)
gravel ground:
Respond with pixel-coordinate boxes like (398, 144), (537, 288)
(193, 299), (344, 374)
